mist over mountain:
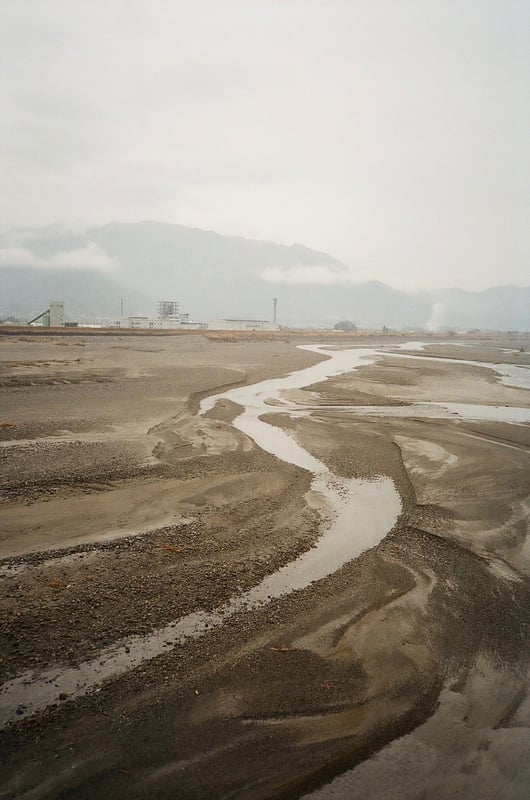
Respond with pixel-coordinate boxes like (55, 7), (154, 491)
(0, 222), (528, 330)
(0, 267), (149, 321)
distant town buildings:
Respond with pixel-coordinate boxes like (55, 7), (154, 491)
(25, 298), (278, 332)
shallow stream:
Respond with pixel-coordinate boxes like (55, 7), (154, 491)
(1, 341), (528, 727)
(0, 344), (402, 726)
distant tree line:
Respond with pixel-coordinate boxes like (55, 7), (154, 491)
(333, 320), (357, 332)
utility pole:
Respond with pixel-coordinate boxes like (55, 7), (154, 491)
(273, 297), (278, 324)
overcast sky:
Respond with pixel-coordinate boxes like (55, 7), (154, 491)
(1, 0), (528, 290)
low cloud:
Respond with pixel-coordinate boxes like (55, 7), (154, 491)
(261, 264), (354, 285)
(0, 242), (117, 272)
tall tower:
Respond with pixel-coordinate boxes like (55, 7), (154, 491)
(157, 300), (180, 320)
(273, 297), (278, 324)
(49, 301), (65, 327)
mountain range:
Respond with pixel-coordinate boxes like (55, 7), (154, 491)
(0, 222), (528, 330)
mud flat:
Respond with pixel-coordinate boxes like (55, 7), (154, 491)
(1, 332), (529, 799)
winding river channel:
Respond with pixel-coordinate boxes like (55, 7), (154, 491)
(1, 342), (528, 727)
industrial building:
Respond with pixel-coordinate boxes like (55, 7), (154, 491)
(209, 319), (279, 331)
(115, 300), (206, 330)
(24, 298), (278, 333)
(116, 316), (205, 330)
(157, 300), (180, 320)
(28, 301), (65, 327)
(208, 301), (279, 331)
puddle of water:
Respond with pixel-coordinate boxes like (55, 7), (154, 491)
(492, 365), (530, 390)
(440, 402), (530, 423)
(393, 341), (429, 351)
(0, 550), (102, 580)
(385, 350), (530, 391)
(302, 658), (530, 800)
(309, 403), (530, 425)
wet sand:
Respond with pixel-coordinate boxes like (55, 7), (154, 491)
(1, 332), (529, 799)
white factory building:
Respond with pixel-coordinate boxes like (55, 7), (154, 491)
(209, 319), (279, 331)
(49, 301), (65, 327)
(116, 316), (206, 330)
(115, 299), (206, 330)
(208, 298), (279, 330)
(27, 300), (65, 327)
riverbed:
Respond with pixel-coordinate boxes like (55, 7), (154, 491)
(1, 332), (529, 800)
